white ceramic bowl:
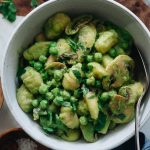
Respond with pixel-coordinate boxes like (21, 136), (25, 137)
(2, 0), (150, 150)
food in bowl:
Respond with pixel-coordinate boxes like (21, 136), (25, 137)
(16, 12), (143, 142)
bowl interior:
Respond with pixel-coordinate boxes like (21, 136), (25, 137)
(2, 0), (150, 150)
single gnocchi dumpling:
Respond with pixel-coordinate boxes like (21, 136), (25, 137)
(109, 94), (127, 115)
(21, 67), (43, 94)
(77, 100), (89, 115)
(62, 63), (83, 90)
(78, 23), (96, 48)
(62, 72), (80, 90)
(112, 105), (135, 124)
(17, 85), (33, 113)
(102, 55), (113, 68)
(23, 42), (50, 60)
(61, 129), (80, 141)
(45, 55), (57, 69)
(95, 30), (118, 54)
(57, 38), (72, 56)
(65, 15), (93, 35)
(119, 82), (143, 104)
(84, 92), (99, 120)
(44, 13), (71, 39)
(59, 106), (79, 129)
(109, 94), (135, 123)
(88, 62), (108, 79)
(106, 55), (134, 88)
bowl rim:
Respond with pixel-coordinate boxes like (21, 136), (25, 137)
(1, 0), (150, 149)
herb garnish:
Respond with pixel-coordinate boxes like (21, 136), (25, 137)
(72, 69), (82, 83)
(67, 38), (85, 52)
(0, 0), (17, 22)
(0, 0), (39, 22)
(31, 0), (38, 8)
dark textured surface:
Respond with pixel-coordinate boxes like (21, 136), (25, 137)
(117, 0), (150, 30)
(0, 128), (49, 150)
(10, 0), (150, 30)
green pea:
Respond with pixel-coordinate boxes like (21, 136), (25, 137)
(53, 96), (64, 106)
(61, 90), (70, 100)
(46, 81), (52, 87)
(32, 99), (39, 108)
(86, 55), (93, 62)
(94, 52), (102, 62)
(95, 80), (102, 87)
(39, 55), (47, 63)
(74, 89), (81, 98)
(49, 47), (58, 55)
(39, 84), (48, 94)
(41, 72), (49, 80)
(46, 92), (54, 101)
(51, 79), (58, 87)
(115, 46), (125, 55)
(54, 70), (63, 81)
(109, 48), (117, 58)
(100, 92), (110, 102)
(51, 88), (60, 96)
(29, 60), (35, 67)
(34, 62), (43, 71)
(87, 64), (93, 71)
(48, 103), (58, 113)
(40, 100), (48, 110)
(47, 69), (54, 76)
(70, 96), (78, 102)
(119, 42), (128, 50)
(86, 76), (95, 86)
(46, 79), (57, 88)
(108, 90), (117, 97)
(79, 116), (88, 125)
(50, 42), (57, 47)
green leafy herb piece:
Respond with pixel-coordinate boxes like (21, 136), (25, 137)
(81, 64), (88, 72)
(71, 102), (77, 112)
(0, 0), (17, 22)
(43, 126), (54, 133)
(54, 114), (68, 132)
(95, 112), (107, 131)
(72, 70), (82, 82)
(62, 101), (71, 107)
(67, 38), (85, 52)
(67, 38), (78, 52)
(81, 85), (89, 96)
(31, 0), (38, 8)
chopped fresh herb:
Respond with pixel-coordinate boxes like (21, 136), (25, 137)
(72, 70), (82, 82)
(0, 0), (17, 22)
(43, 126), (54, 133)
(31, 0), (38, 8)
(67, 38), (85, 52)
(72, 102), (77, 112)
(67, 38), (78, 52)
(62, 101), (71, 107)
(81, 64), (88, 72)
(81, 85), (89, 96)
(95, 112), (107, 131)
(54, 114), (68, 132)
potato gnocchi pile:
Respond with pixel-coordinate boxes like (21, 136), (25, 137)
(16, 13), (143, 142)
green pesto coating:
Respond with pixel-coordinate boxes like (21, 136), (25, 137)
(17, 13), (143, 143)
